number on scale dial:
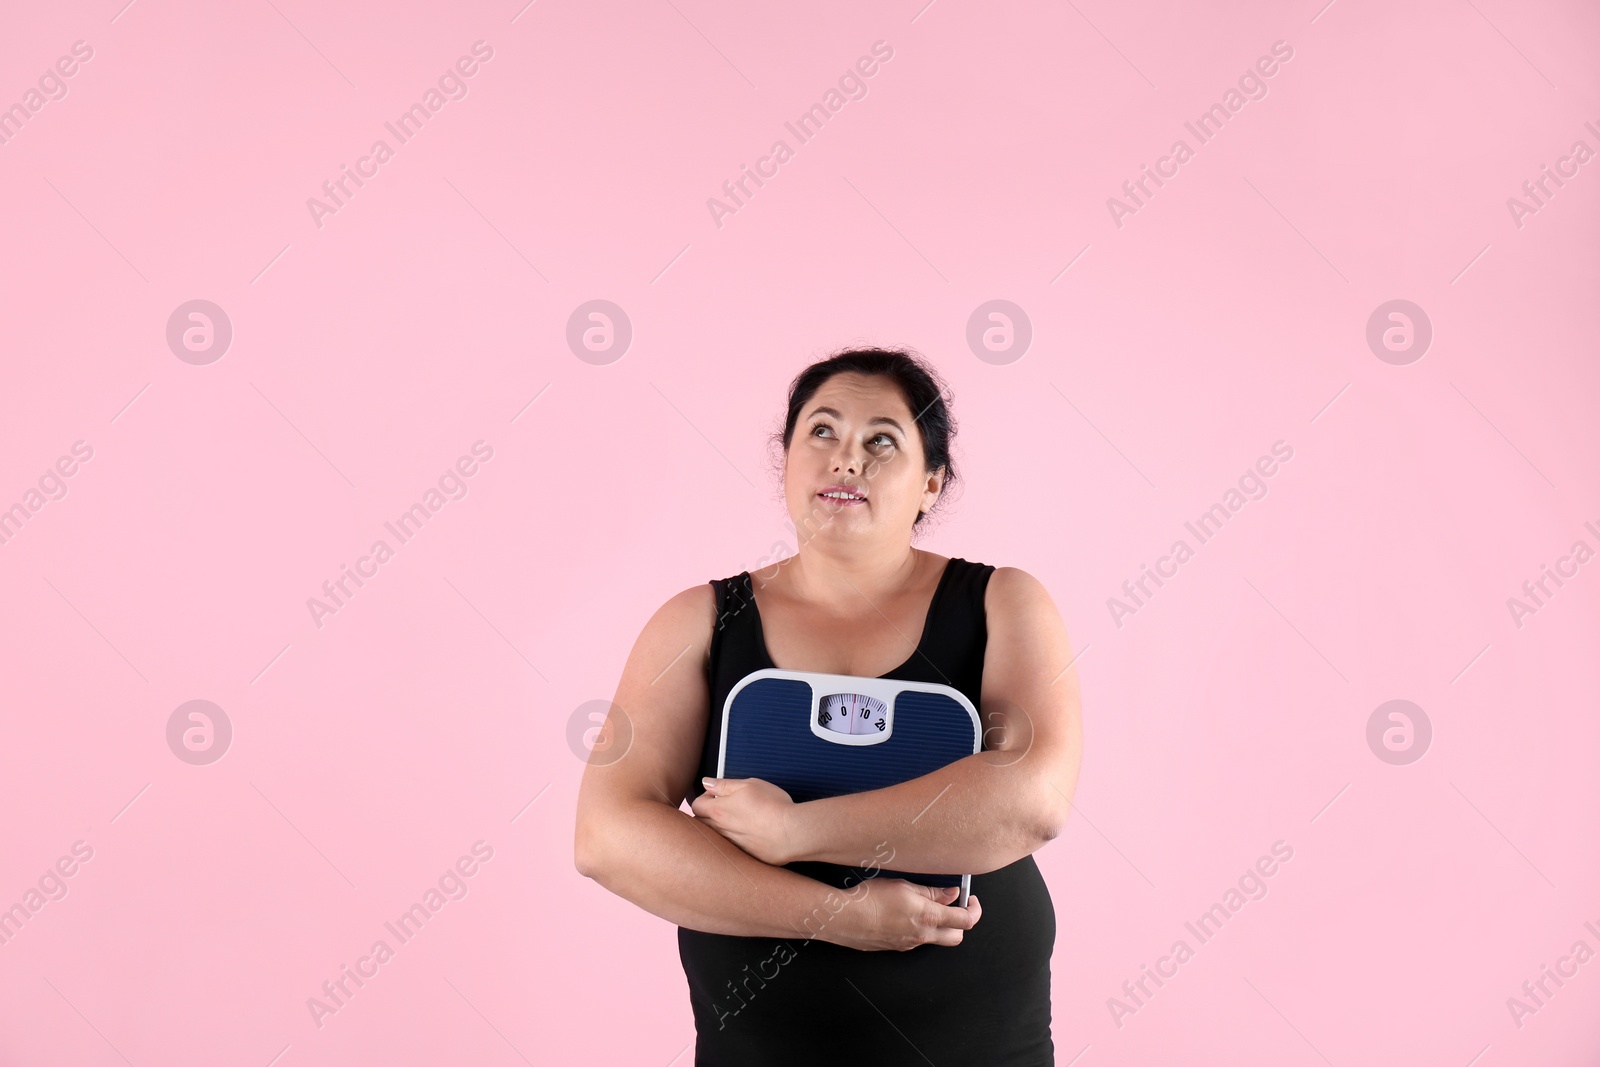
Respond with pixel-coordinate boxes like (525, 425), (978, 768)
(817, 692), (888, 735)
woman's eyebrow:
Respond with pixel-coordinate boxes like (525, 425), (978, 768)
(806, 406), (906, 433)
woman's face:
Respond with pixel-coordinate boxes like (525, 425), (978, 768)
(784, 372), (944, 544)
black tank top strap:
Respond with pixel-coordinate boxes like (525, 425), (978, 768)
(694, 571), (759, 807)
(887, 557), (995, 709)
(708, 571), (762, 681)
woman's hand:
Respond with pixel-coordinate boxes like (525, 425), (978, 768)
(691, 776), (804, 866)
(825, 881), (982, 952)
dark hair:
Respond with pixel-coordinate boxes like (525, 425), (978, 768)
(770, 346), (959, 530)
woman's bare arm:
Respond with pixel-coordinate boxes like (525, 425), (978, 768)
(784, 567), (1083, 873)
(574, 585), (875, 941)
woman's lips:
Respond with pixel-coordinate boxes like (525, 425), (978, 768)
(818, 492), (866, 506)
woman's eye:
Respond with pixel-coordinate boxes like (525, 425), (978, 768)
(810, 425), (893, 447)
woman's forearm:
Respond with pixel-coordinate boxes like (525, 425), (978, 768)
(791, 754), (1056, 875)
(578, 798), (868, 942)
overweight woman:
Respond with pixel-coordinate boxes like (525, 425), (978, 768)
(574, 348), (1083, 1065)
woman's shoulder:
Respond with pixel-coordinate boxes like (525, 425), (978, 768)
(939, 554), (1000, 585)
(980, 564), (1062, 628)
(653, 569), (768, 640)
(638, 581), (720, 647)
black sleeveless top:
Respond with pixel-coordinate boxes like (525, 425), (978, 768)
(678, 557), (1056, 1065)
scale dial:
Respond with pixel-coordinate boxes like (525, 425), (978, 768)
(817, 692), (888, 736)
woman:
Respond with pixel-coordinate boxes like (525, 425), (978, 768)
(575, 348), (1083, 1065)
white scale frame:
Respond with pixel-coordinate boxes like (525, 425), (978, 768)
(719, 667), (981, 753)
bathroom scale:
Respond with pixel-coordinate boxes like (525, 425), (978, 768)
(717, 667), (982, 907)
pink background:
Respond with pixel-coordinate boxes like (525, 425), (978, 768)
(2, 0), (1598, 1063)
